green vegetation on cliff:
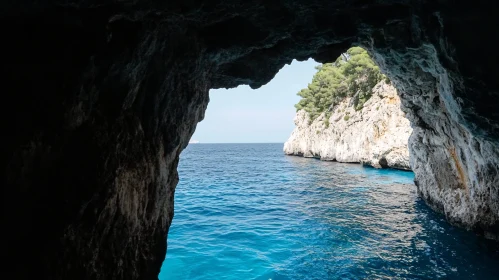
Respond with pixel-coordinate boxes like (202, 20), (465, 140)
(295, 47), (384, 121)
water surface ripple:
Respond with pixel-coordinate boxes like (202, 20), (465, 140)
(160, 143), (499, 279)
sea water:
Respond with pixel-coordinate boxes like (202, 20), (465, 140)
(160, 143), (499, 279)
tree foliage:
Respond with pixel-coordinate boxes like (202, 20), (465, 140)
(295, 47), (384, 121)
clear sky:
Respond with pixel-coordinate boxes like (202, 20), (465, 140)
(191, 59), (320, 143)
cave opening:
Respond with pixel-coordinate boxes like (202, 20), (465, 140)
(158, 53), (497, 278)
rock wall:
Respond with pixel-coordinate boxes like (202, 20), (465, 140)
(284, 81), (412, 170)
(2, 13), (211, 280)
(376, 45), (499, 240)
(2, 1), (499, 279)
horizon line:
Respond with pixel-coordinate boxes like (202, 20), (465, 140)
(188, 142), (285, 144)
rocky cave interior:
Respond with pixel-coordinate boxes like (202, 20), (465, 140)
(2, 0), (498, 279)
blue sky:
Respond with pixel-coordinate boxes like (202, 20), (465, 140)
(191, 59), (320, 143)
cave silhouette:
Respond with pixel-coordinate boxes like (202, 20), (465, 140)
(2, 1), (498, 279)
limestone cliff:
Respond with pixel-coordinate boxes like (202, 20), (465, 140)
(284, 81), (412, 170)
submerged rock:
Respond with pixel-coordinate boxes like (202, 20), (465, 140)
(284, 81), (412, 170)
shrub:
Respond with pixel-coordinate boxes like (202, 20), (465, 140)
(324, 118), (330, 128)
(295, 47), (383, 120)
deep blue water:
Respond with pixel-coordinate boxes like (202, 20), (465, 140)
(160, 143), (499, 280)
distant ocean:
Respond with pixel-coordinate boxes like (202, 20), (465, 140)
(160, 143), (499, 280)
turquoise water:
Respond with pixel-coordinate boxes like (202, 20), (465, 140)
(160, 143), (499, 279)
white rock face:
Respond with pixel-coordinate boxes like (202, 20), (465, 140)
(284, 81), (412, 170)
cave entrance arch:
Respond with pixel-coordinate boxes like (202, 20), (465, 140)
(160, 56), (420, 278)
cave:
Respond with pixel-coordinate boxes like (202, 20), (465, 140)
(2, 1), (499, 279)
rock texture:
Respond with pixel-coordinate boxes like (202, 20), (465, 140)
(2, 1), (499, 279)
(284, 81), (412, 170)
